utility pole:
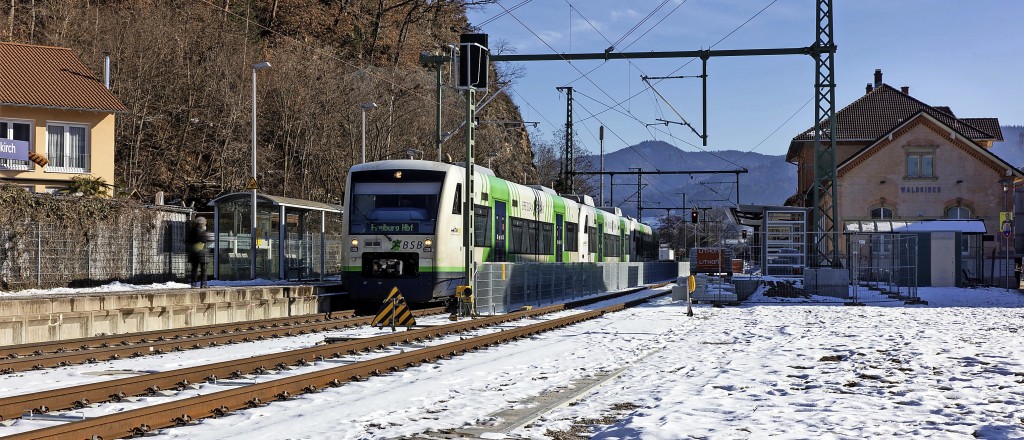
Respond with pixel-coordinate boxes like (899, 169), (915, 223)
(556, 86), (574, 194)
(599, 126), (605, 206)
(631, 168), (642, 220)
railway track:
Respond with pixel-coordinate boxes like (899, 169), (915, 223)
(0, 307), (445, 374)
(0, 285), (669, 439)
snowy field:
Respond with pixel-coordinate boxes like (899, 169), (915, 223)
(1, 282), (1023, 439)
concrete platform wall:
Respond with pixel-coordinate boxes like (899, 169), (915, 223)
(0, 286), (318, 346)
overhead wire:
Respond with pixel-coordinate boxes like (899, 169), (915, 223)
(476, 0), (534, 28)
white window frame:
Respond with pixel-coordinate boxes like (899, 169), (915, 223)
(904, 145), (937, 179)
(0, 118), (34, 171)
(945, 206), (971, 219)
(870, 206), (894, 219)
(46, 121), (90, 174)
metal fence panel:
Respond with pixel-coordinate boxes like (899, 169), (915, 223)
(474, 262), (679, 315)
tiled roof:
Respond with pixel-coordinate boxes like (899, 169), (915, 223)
(0, 42), (127, 112)
(791, 84), (999, 146)
(961, 118), (1003, 141)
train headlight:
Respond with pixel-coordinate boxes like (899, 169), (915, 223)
(423, 238), (433, 252)
(350, 238), (359, 252)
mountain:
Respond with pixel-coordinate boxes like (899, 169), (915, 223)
(989, 126), (1024, 168)
(579, 140), (796, 218)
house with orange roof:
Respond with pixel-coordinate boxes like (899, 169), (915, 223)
(786, 69), (1020, 287)
(0, 42), (127, 195)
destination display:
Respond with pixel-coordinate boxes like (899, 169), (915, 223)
(368, 222), (419, 233)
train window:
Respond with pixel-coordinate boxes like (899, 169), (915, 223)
(474, 204), (492, 246)
(541, 222), (553, 254)
(565, 222), (578, 252)
(587, 226), (597, 253)
(527, 221), (539, 254)
(509, 217), (526, 254)
(452, 183), (462, 214)
(603, 233), (622, 257)
(507, 216), (555, 255)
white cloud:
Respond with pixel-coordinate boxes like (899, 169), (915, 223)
(610, 8), (640, 21)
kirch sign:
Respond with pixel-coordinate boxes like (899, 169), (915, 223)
(0, 139), (28, 161)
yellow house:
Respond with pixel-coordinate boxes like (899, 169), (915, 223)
(0, 42), (127, 194)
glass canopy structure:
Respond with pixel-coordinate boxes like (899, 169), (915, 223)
(208, 193), (342, 281)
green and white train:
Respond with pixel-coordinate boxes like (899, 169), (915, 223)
(343, 160), (659, 303)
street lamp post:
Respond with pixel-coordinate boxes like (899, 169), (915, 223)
(251, 61), (271, 280)
(360, 103), (378, 163)
(1003, 179), (1011, 290)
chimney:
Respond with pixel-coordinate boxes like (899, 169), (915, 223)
(873, 68), (882, 87)
(103, 52), (110, 89)
(901, 86), (909, 95)
(866, 83), (873, 94)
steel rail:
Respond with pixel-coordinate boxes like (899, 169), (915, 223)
(3, 291), (666, 439)
(0, 284), (666, 424)
(0, 307), (445, 374)
(0, 304), (562, 421)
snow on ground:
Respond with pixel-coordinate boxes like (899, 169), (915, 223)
(0, 279), (290, 297)
(2, 281), (1024, 439)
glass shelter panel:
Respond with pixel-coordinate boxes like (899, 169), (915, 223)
(764, 210), (807, 276)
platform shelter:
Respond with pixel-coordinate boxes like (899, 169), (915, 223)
(208, 193), (342, 281)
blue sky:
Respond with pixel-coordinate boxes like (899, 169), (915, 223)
(465, 0), (1024, 157)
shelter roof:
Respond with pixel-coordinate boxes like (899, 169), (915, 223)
(208, 193), (341, 213)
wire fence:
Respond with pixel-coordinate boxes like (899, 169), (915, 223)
(0, 211), (190, 291)
(0, 213), (347, 291)
(701, 231), (926, 303)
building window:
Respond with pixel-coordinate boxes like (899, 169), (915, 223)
(904, 145), (937, 179)
(47, 123), (90, 173)
(0, 120), (32, 170)
(870, 207), (894, 219)
(945, 206), (971, 219)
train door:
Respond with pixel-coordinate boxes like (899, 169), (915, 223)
(555, 213), (564, 262)
(597, 222), (604, 261)
(494, 201), (507, 262)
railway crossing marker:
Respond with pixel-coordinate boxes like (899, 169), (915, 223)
(371, 287), (416, 331)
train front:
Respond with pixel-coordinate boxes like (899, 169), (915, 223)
(343, 161), (453, 304)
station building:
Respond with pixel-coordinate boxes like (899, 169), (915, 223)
(0, 42), (126, 194)
(787, 70), (1018, 255)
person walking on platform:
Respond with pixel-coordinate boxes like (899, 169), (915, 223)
(186, 216), (211, 288)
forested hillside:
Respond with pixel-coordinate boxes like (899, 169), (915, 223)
(1, 0), (532, 206)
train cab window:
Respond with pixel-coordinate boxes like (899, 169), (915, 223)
(452, 183), (462, 215)
(474, 204), (492, 246)
(348, 180), (441, 235)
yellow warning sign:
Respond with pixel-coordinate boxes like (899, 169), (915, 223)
(370, 287), (416, 330)
(245, 177), (260, 190)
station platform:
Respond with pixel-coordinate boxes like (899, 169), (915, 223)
(0, 285), (320, 346)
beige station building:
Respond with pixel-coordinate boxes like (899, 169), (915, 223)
(787, 70), (1018, 260)
(0, 42), (127, 195)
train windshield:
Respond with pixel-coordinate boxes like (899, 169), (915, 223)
(348, 181), (441, 235)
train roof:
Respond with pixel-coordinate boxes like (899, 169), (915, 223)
(349, 159), (495, 176)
